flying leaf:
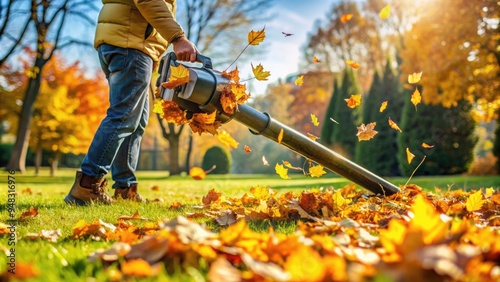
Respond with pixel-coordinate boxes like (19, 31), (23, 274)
(189, 167), (207, 180)
(422, 143), (434, 149)
(388, 117), (402, 132)
(340, 14), (353, 23)
(309, 165), (326, 177)
(346, 59), (360, 69)
(307, 132), (319, 141)
(251, 63), (271, 81)
(411, 88), (421, 109)
(221, 67), (240, 84)
(379, 101), (388, 112)
(262, 156), (269, 166)
(406, 148), (415, 164)
(465, 190), (485, 212)
(330, 117), (339, 124)
(161, 64), (190, 89)
(379, 4), (391, 20)
(310, 113), (319, 126)
(248, 27), (266, 45)
(275, 163), (290, 179)
(283, 160), (302, 171)
(356, 122), (378, 141)
(243, 145), (251, 154)
(217, 130), (239, 148)
(345, 94), (362, 108)
(294, 75), (304, 86)
(313, 56), (320, 63)
(408, 72), (423, 84)
(277, 128), (284, 144)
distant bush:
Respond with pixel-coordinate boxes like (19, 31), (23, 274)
(202, 146), (231, 174)
(469, 152), (498, 176)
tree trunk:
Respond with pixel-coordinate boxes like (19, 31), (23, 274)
(185, 134), (193, 171)
(50, 151), (60, 177)
(34, 145), (42, 176)
(6, 58), (45, 173)
(167, 128), (181, 175)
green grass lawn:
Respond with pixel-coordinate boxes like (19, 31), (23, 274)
(1, 168), (499, 281)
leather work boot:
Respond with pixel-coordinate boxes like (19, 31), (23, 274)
(114, 184), (145, 202)
(64, 171), (114, 206)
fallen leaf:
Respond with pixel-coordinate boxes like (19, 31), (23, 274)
(20, 206), (38, 219)
(406, 148), (415, 164)
(345, 94), (362, 108)
(356, 122), (378, 141)
(248, 27), (266, 45)
(251, 63), (271, 81)
(118, 210), (148, 221)
(388, 117), (402, 132)
(465, 190), (485, 212)
(294, 75), (304, 86)
(202, 189), (222, 206)
(379, 4), (391, 20)
(121, 259), (156, 277)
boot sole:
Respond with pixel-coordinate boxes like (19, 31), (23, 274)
(64, 194), (88, 206)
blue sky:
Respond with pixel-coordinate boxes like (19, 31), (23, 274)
(249, 0), (334, 93)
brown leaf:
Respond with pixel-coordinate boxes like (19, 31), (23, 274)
(356, 122), (378, 141)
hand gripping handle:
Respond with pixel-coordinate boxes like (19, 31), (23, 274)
(168, 53), (213, 69)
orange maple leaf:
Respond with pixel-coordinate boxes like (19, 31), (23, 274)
(356, 122), (378, 141)
(251, 63), (270, 81)
(20, 206), (38, 219)
(221, 67), (240, 84)
(388, 117), (402, 132)
(202, 189), (221, 205)
(161, 64), (190, 89)
(340, 14), (353, 23)
(346, 59), (360, 69)
(345, 94), (362, 108)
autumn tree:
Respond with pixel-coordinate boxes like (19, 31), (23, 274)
(398, 97), (478, 176)
(5, 0), (99, 172)
(303, 0), (383, 90)
(330, 68), (361, 159)
(494, 114), (500, 173)
(156, 0), (275, 175)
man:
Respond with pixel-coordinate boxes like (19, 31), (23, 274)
(65, 0), (198, 205)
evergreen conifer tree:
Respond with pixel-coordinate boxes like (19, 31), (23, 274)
(320, 77), (340, 147)
(398, 97), (478, 176)
(493, 112), (500, 173)
(331, 68), (361, 158)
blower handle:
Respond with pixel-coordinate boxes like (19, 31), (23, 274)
(168, 53), (213, 69)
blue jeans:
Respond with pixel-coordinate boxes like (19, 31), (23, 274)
(81, 44), (153, 188)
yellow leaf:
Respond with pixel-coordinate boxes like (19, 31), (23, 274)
(221, 67), (240, 84)
(388, 117), (402, 132)
(356, 122), (378, 141)
(310, 113), (319, 126)
(309, 165), (326, 177)
(217, 130), (239, 149)
(411, 88), (421, 109)
(466, 190), (485, 212)
(379, 4), (391, 20)
(313, 56), (320, 63)
(340, 14), (353, 23)
(248, 27), (266, 45)
(345, 94), (361, 108)
(408, 72), (422, 84)
(346, 59), (360, 69)
(161, 64), (190, 89)
(379, 101), (388, 112)
(421, 143), (434, 149)
(333, 191), (346, 207)
(294, 75), (304, 86)
(275, 163), (290, 179)
(277, 128), (284, 144)
(251, 63), (271, 81)
(485, 187), (494, 198)
(189, 167), (206, 180)
(406, 148), (415, 164)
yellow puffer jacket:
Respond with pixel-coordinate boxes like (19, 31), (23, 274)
(94, 0), (184, 62)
